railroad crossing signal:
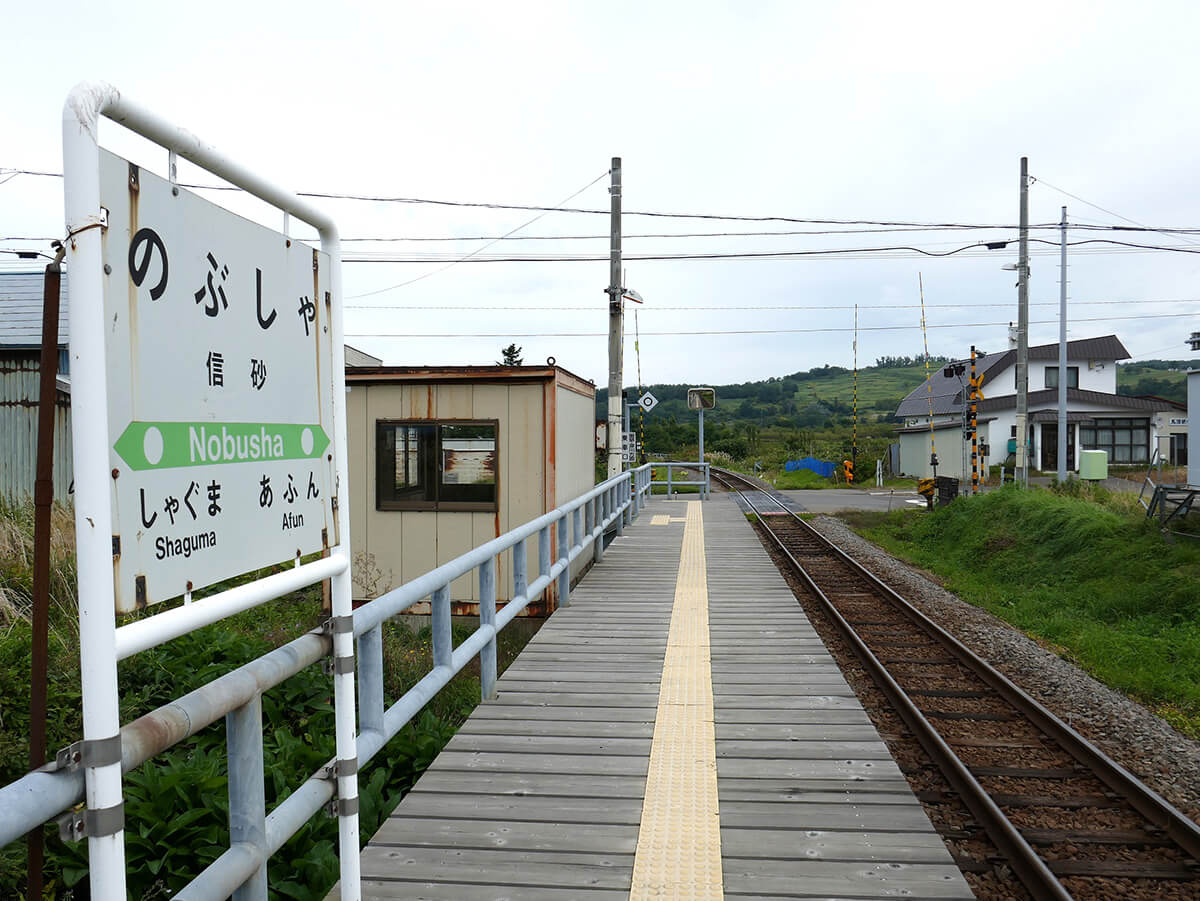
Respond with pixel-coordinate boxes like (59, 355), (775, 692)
(843, 459), (854, 483)
(968, 371), (987, 399)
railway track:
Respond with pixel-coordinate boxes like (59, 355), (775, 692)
(710, 466), (1200, 900)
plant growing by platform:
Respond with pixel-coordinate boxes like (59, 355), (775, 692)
(0, 499), (536, 899)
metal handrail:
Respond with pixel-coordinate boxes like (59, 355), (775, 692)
(0, 464), (655, 899)
(649, 461), (711, 498)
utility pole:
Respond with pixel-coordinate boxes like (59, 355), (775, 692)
(1015, 156), (1031, 487)
(1057, 206), (1068, 483)
(606, 157), (623, 480)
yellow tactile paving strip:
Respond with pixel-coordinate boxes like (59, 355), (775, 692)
(630, 500), (724, 899)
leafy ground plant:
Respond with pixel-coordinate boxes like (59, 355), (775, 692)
(0, 493), (540, 899)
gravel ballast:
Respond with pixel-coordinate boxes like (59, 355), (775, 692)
(807, 513), (1200, 824)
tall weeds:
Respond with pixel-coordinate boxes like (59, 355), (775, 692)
(0, 499), (78, 650)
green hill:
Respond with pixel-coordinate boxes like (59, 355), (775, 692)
(1116, 360), (1191, 406)
(597, 356), (1192, 467)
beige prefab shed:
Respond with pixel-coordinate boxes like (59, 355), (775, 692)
(346, 365), (597, 614)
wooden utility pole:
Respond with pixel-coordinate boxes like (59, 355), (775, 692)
(1015, 157), (1031, 487)
(606, 158), (623, 479)
(1057, 206), (1069, 482)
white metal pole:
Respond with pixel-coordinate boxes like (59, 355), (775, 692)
(323, 230), (362, 900)
(62, 82), (128, 901)
(1057, 206), (1068, 482)
(698, 408), (705, 466)
(62, 80), (363, 899)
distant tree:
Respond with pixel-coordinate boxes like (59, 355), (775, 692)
(743, 423), (760, 456)
(497, 343), (523, 366)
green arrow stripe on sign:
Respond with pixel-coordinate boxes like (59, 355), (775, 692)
(114, 421), (331, 471)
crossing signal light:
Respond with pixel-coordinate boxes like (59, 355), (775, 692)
(843, 459), (854, 483)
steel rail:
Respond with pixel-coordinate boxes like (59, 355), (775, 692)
(713, 466), (1200, 886)
(710, 469), (1070, 898)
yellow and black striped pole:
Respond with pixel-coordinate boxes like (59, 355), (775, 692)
(919, 275), (938, 476)
(851, 304), (858, 483)
(970, 346), (979, 494)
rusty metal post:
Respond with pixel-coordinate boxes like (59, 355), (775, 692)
(27, 255), (63, 895)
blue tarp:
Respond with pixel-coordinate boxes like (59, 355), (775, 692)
(784, 457), (836, 478)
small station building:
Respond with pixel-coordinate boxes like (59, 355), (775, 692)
(345, 363), (597, 613)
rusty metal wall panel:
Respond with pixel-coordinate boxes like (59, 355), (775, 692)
(0, 354), (73, 505)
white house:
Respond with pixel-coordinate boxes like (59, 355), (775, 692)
(895, 335), (1186, 480)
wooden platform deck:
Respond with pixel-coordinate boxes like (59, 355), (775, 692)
(354, 494), (973, 899)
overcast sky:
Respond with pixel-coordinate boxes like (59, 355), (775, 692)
(4, 1), (1200, 388)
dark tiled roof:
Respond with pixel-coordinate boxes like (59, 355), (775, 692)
(895, 335), (1131, 417)
(894, 350), (1010, 417)
(0, 271), (70, 346)
(1029, 334), (1130, 362)
(1029, 410), (1097, 422)
(978, 388), (1175, 413)
(895, 417), (995, 434)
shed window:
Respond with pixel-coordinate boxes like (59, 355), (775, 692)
(1044, 366), (1079, 389)
(1079, 417), (1149, 463)
(377, 421), (498, 511)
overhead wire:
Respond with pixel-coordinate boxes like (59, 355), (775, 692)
(1033, 175), (1200, 247)
(346, 169), (611, 298)
(344, 310), (1199, 339)
(8, 166), (1200, 234)
(344, 297), (1200, 312)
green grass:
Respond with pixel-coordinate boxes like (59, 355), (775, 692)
(773, 468), (832, 489)
(0, 498), (538, 899)
(841, 486), (1200, 737)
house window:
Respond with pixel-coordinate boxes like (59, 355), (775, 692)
(1044, 366), (1079, 389)
(376, 421), (498, 510)
(1079, 417), (1149, 463)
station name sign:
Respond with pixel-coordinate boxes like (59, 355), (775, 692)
(99, 150), (337, 611)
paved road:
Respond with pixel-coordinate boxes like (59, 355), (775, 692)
(778, 488), (925, 513)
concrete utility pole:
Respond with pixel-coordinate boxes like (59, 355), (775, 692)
(1015, 157), (1031, 487)
(1057, 205), (1068, 483)
(606, 157), (623, 480)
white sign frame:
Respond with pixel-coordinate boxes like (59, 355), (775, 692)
(638, 391), (659, 413)
(63, 82), (360, 899)
(99, 149), (337, 612)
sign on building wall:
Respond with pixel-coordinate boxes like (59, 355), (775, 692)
(100, 150), (336, 611)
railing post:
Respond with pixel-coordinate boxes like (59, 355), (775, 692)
(592, 497), (604, 563)
(556, 515), (570, 608)
(631, 472), (640, 519)
(432, 585), (451, 669)
(667, 464), (674, 497)
(356, 625), (384, 738)
(227, 696), (267, 901)
(479, 558), (497, 700)
(614, 483), (625, 536)
(705, 463), (711, 498)
(513, 537), (528, 604)
(573, 506), (584, 558)
(538, 523), (552, 590)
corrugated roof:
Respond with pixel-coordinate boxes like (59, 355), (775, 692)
(895, 335), (1131, 417)
(346, 364), (596, 396)
(344, 344), (383, 367)
(0, 271), (70, 347)
(894, 349), (1010, 417)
